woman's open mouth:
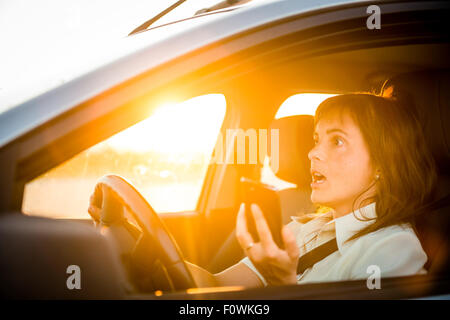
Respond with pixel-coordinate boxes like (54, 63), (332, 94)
(311, 170), (327, 188)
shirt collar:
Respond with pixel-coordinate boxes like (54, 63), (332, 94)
(333, 202), (377, 254)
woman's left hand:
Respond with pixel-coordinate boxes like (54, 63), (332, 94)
(236, 203), (299, 286)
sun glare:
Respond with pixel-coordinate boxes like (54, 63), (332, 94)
(105, 93), (331, 154)
(105, 94), (226, 154)
(23, 92), (334, 218)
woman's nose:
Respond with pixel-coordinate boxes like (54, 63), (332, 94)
(308, 145), (323, 161)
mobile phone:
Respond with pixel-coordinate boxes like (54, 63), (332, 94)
(240, 177), (284, 249)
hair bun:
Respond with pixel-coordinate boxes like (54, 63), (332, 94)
(381, 81), (413, 107)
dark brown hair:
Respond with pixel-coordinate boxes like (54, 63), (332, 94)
(314, 93), (437, 241)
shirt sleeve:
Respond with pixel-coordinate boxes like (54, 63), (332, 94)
(239, 256), (268, 287)
(350, 229), (427, 279)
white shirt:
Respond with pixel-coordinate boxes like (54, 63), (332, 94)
(241, 202), (427, 286)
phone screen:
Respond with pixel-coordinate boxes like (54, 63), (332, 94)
(240, 177), (284, 249)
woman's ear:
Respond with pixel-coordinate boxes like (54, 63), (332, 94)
(374, 169), (381, 181)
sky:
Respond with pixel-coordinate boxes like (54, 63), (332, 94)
(0, 0), (225, 112)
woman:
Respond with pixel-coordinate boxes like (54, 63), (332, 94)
(186, 93), (436, 287)
(89, 93), (436, 288)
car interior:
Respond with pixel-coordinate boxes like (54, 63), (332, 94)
(1, 5), (450, 298)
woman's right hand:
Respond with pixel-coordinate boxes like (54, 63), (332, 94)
(235, 203), (299, 286)
(87, 182), (123, 225)
(88, 183), (103, 224)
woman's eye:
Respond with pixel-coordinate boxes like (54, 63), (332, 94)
(333, 137), (344, 146)
(313, 136), (319, 145)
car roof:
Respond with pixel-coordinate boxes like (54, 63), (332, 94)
(0, 0), (368, 149)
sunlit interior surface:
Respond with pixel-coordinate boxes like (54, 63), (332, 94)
(23, 93), (334, 219)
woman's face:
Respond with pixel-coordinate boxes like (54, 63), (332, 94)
(308, 112), (376, 216)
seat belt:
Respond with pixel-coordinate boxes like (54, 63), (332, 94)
(296, 193), (450, 275)
(297, 238), (337, 274)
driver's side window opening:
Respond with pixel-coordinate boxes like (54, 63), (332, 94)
(22, 94), (227, 219)
(260, 93), (335, 189)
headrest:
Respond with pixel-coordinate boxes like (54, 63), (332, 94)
(269, 115), (314, 188)
(381, 70), (450, 175)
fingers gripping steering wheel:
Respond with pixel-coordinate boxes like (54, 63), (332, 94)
(91, 174), (196, 291)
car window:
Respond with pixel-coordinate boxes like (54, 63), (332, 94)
(22, 94), (227, 219)
(260, 93), (335, 189)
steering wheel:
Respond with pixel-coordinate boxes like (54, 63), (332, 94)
(90, 174), (197, 291)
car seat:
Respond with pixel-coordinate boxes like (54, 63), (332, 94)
(269, 115), (316, 224)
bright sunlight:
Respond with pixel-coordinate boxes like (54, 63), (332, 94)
(23, 93), (333, 219)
